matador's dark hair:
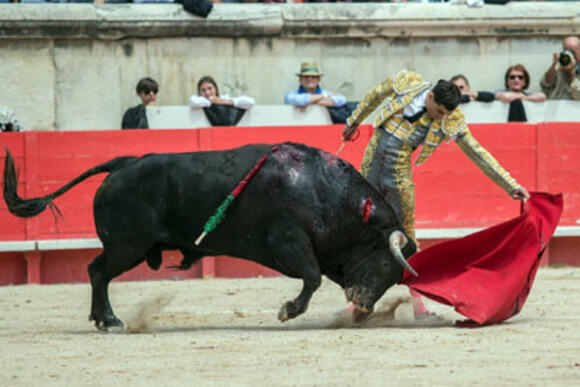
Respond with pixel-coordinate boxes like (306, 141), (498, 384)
(432, 79), (461, 112)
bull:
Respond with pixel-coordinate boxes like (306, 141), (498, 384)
(3, 143), (417, 332)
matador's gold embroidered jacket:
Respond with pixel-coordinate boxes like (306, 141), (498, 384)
(346, 70), (522, 195)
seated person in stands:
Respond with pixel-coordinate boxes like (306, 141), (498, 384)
(495, 64), (546, 122)
(495, 64), (546, 104)
(450, 74), (495, 104)
(121, 77), (158, 130)
(540, 36), (580, 101)
(284, 62), (346, 109)
(189, 76), (255, 109)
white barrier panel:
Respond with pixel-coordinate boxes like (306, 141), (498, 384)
(147, 105), (333, 129)
(148, 101), (580, 129)
(147, 105), (211, 129)
(461, 101), (580, 124)
(236, 105), (333, 126)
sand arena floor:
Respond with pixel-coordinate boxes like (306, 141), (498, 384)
(0, 267), (579, 386)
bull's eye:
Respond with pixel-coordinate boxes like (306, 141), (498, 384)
(382, 260), (391, 270)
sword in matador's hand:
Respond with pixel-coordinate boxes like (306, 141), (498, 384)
(336, 124), (360, 156)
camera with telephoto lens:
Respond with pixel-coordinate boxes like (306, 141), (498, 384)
(559, 49), (576, 67)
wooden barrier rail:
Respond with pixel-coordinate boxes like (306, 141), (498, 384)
(1, 122), (579, 285)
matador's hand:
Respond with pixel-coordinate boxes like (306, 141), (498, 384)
(512, 186), (531, 202)
(342, 125), (358, 141)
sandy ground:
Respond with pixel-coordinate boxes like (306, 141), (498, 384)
(1, 267), (579, 386)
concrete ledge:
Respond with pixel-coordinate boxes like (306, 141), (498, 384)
(36, 238), (102, 251)
(415, 228), (484, 239)
(553, 226), (580, 237)
(0, 3), (578, 40)
(0, 240), (36, 252)
(2, 226), (579, 253)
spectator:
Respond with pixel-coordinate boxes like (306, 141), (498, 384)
(450, 74), (495, 104)
(189, 76), (255, 110)
(190, 76), (254, 126)
(284, 62), (346, 109)
(121, 77), (158, 130)
(540, 36), (580, 101)
(495, 64), (546, 122)
(0, 105), (21, 132)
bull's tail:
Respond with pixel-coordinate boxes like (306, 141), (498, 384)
(3, 148), (137, 218)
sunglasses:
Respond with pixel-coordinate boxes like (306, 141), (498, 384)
(142, 89), (158, 95)
(508, 75), (525, 81)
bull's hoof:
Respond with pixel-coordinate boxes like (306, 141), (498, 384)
(278, 303), (290, 322)
(278, 301), (300, 322)
(92, 315), (125, 333)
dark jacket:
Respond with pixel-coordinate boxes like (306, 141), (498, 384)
(122, 104), (149, 130)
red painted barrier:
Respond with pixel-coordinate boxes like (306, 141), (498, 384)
(0, 122), (578, 285)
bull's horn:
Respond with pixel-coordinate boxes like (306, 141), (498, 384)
(389, 230), (418, 277)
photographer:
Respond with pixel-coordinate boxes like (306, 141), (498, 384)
(540, 36), (580, 101)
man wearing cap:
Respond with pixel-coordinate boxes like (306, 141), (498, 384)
(284, 62), (346, 108)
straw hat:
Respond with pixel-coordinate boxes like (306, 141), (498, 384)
(296, 62), (323, 77)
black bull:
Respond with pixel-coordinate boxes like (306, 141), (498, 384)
(3, 143), (417, 332)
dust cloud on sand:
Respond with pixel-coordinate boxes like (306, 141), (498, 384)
(125, 294), (174, 333)
(328, 296), (453, 329)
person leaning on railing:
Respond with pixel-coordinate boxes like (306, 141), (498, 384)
(284, 62), (346, 111)
(495, 64), (546, 122)
(450, 74), (496, 104)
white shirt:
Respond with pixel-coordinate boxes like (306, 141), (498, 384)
(403, 88), (430, 118)
(189, 94), (255, 109)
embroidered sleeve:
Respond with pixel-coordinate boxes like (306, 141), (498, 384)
(346, 78), (393, 127)
(441, 108), (468, 139)
(455, 129), (521, 195)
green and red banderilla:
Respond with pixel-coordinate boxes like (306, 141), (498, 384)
(194, 146), (279, 246)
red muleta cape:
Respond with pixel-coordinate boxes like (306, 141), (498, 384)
(400, 192), (563, 327)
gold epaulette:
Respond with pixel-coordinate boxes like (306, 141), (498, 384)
(441, 108), (468, 139)
(374, 70), (431, 129)
(392, 70), (429, 95)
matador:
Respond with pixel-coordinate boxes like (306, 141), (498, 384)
(343, 70), (530, 241)
(342, 70), (530, 314)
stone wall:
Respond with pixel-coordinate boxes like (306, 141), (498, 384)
(0, 3), (578, 131)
